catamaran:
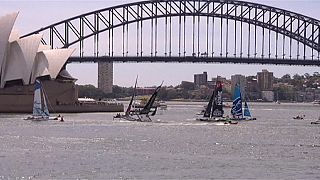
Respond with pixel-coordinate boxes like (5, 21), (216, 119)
(196, 79), (232, 122)
(24, 80), (62, 121)
(114, 76), (139, 121)
(311, 116), (320, 124)
(230, 84), (256, 121)
(114, 78), (162, 122)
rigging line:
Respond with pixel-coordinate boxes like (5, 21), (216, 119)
(169, 1), (172, 57)
(240, 5), (243, 58)
(165, 2), (168, 56)
(304, 21), (307, 60)
(226, 2), (229, 58)
(297, 18), (300, 60)
(198, 0), (200, 57)
(155, 2), (158, 56)
(206, 1), (209, 57)
(41, 83), (56, 114)
(123, 8), (125, 57)
(318, 25), (320, 60)
(111, 9), (114, 57)
(179, 1), (182, 57)
(275, 13), (279, 59)
(220, 3), (223, 57)
(234, 4), (237, 57)
(268, 10), (271, 59)
(193, 0), (195, 56)
(311, 23), (314, 60)
(136, 5), (139, 56)
(254, 7), (257, 58)
(282, 14), (286, 59)
(141, 5), (143, 56)
(184, 1), (186, 57)
(248, 7), (251, 58)
(212, 2), (215, 57)
(290, 17), (293, 59)
(126, 6), (129, 56)
(262, 9), (265, 58)
(151, 3), (154, 56)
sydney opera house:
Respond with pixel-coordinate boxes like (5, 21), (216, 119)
(0, 12), (123, 113)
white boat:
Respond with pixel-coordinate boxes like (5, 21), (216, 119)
(24, 80), (63, 121)
(312, 100), (320, 105)
(230, 84), (256, 121)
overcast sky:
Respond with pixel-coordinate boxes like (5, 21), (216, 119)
(2, 0), (320, 87)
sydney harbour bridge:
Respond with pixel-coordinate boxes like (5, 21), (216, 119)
(21, 0), (320, 91)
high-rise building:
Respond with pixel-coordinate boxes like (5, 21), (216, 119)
(257, 69), (273, 91)
(194, 72), (207, 87)
(98, 62), (113, 94)
(246, 76), (260, 100)
(231, 74), (247, 99)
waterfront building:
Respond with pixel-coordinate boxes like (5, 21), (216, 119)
(0, 12), (123, 113)
(246, 76), (260, 100)
(257, 69), (274, 91)
(194, 72), (207, 88)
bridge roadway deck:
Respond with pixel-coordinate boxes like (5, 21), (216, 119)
(68, 56), (320, 66)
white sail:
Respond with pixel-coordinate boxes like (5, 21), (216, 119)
(32, 79), (50, 118)
(42, 90), (50, 117)
(33, 80), (43, 116)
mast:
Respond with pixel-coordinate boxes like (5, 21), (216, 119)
(125, 76), (138, 115)
(203, 89), (215, 118)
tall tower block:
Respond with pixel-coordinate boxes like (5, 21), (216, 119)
(98, 62), (113, 94)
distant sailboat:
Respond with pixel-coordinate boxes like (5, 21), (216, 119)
(114, 78), (163, 122)
(24, 80), (62, 121)
(136, 82), (163, 121)
(196, 79), (232, 123)
(311, 116), (320, 124)
(231, 84), (256, 121)
(114, 76), (139, 121)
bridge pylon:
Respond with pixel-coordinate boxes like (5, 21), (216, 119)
(98, 61), (113, 94)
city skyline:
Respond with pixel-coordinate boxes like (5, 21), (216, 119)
(2, 0), (320, 87)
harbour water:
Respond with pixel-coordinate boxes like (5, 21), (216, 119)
(0, 102), (319, 179)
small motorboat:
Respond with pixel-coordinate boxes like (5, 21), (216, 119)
(293, 115), (305, 120)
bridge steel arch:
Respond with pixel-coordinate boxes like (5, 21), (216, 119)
(22, 0), (320, 65)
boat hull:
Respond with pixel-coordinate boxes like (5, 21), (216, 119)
(24, 116), (63, 121)
(196, 117), (231, 122)
(229, 117), (257, 121)
(113, 114), (152, 122)
(311, 121), (320, 124)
